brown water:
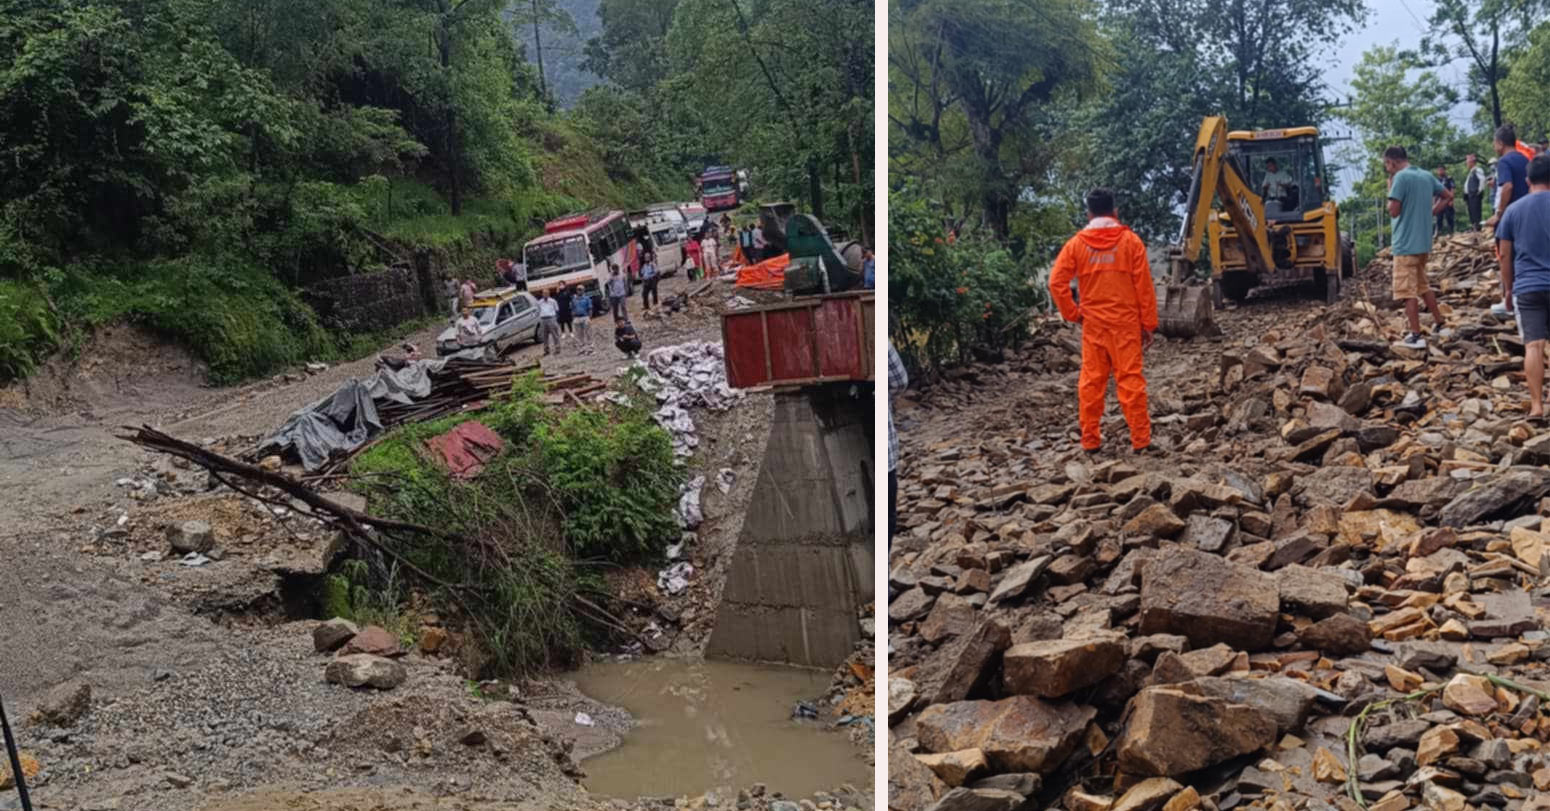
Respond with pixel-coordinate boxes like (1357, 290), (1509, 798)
(572, 658), (870, 799)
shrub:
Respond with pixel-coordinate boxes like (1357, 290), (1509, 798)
(345, 375), (681, 674)
(0, 280), (60, 381)
(888, 190), (1050, 379)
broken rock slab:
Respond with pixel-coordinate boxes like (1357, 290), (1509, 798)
(1438, 467), (1550, 528)
(1276, 564), (1349, 619)
(1184, 675), (1318, 735)
(922, 787), (1025, 811)
(987, 555), (1051, 605)
(29, 680), (91, 727)
(1001, 633), (1127, 698)
(915, 695), (1096, 774)
(1116, 686), (1276, 776)
(915, 749), (989, 787)
(911, 618), (1012, 708)
(1139, 548), (1279, 651)
(313, 618), (360, 653)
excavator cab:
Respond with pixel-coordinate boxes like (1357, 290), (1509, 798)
(1228, 133), (1327, 222)
(1156, 118), (1352, 339)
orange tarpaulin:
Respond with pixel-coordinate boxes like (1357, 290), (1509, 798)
(735, 253), (790, 290)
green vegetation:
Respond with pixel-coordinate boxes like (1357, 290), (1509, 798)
(345, 373), (683, 675)
(1, 0), (870, 384)
(889, 193), (1051, 377)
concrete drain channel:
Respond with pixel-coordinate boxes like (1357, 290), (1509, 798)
(572, 657), (869, 799)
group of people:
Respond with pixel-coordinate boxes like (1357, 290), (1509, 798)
(1428, 133), (1550, 236)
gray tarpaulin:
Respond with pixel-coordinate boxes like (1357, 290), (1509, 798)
(259, 349), (485, 471)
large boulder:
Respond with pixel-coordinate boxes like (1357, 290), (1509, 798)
(911, 619), (1012, 708)
(1138, 548), (1279, 651)
(167, 520), (214, 554)
(916, 696), (1096, 774)
(1116, 687), (1276, 776)
(324, 654), (407, 690)
(1183, 676), (1318, 735)
(341, 625), (403, 658)
(1001, 633), (1127, 698)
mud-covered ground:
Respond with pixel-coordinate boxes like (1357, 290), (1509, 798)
(0, 267), (871, 811)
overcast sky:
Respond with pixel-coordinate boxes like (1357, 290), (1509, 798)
(1321, 0), (1482, 195)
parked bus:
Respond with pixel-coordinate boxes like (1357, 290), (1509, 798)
(699, 166), (739, 212)
(523, 211), (637, 314)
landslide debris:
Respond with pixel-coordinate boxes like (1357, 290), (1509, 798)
(889, 233), (1550, 811)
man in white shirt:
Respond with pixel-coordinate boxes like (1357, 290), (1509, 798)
(537, 290), (561, 355)
(1464, 154), (1488, 232)
(1261, 158), (1295, 204)
(456, 308), (481, 347)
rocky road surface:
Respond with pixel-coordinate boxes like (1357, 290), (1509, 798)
(888, 232), (1550, 811)
(0, 269), (864, 811)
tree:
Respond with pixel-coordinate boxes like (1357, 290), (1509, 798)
(1500, 20), (1550, 140)
(1422, 0), (1548, 130)
(583, 0), (679, 92)
(511, 0), (578, 107)
(890, 0), (1101, 240)
(1075, 0), (1364, 240)
(1340, 44), (1467, 200)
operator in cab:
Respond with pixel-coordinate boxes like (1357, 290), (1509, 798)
(1260, 158), (1295, 212)
(1047, 188), (1159, 455)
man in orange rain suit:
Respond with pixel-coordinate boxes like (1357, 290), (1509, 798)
(1048, 188), (1159, 453)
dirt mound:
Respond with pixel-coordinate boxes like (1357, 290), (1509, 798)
(0, 322), (207, 417)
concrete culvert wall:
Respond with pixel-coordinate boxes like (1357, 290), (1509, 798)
(705, 385), (875, 668)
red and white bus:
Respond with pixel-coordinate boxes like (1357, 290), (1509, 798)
(523, 211), (639, 313)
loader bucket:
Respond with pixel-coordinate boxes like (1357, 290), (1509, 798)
(1157, 284), (1215, 338)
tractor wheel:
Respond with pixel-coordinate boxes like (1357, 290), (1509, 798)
(1340, 239), (1357, 279)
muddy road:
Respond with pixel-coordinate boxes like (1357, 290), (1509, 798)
(0, 270), (866, 811)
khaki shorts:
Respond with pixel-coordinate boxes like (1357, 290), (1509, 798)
(1392, 253), (1431, 300)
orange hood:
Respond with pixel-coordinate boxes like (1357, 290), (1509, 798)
(1073, 218), (1130, 251)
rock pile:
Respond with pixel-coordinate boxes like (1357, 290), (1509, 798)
(315, 618), (408, 691)
(889, 233), (1550, 811)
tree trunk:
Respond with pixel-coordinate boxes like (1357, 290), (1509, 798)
(966, 112), (1008, 240)
(1489, 25), (1501, 129)
(532, 0), (548, 102)
(439, 21), (462, 216)
(808, 157), (824, 220)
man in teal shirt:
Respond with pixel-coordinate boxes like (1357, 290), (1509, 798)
(1385, 145), (1454, 349)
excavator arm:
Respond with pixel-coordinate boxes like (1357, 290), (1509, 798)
(1169, 115), (1274, 282)
(1157, 115), (1273, 339)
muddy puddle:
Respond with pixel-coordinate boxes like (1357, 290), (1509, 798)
(572, 658), (869, 799)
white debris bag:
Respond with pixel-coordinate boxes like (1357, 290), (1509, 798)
(716, 468), (736, 494)
(677, 476), (705, 530)
(657, 562), (694, 595)
(635, 342), (744, 457)
(574, 712), (595, 727)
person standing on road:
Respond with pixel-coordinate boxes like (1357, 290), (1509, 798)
(1047, 188), (1158, 454)
(572, 286), (594, 354)
(1435, 165), (1456, 235)
(702, 229), (720, 274)
(1384, 145), (1452, 350)
(554, 284), (574, 336)
(738, 223), (755, 264)
(1488, 125), (1532, 233)
(862, 248), (876, 289)
(607, 263), (629, 319)
(640, 257), (660, 312)
(459, 277), (477, 311)
(537, 289), (561, 356)
(444, 276), (459, 318)
(456, 307), (482, 348)
(1464, 154), (1488, 231)
(752, 225), (768, 260)
(684, 233), (703, 275)
(1497, 155), (1550, 420)
(887, 340), (907, 549)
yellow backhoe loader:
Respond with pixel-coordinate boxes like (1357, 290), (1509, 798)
(1157, 115), (1356, 338)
